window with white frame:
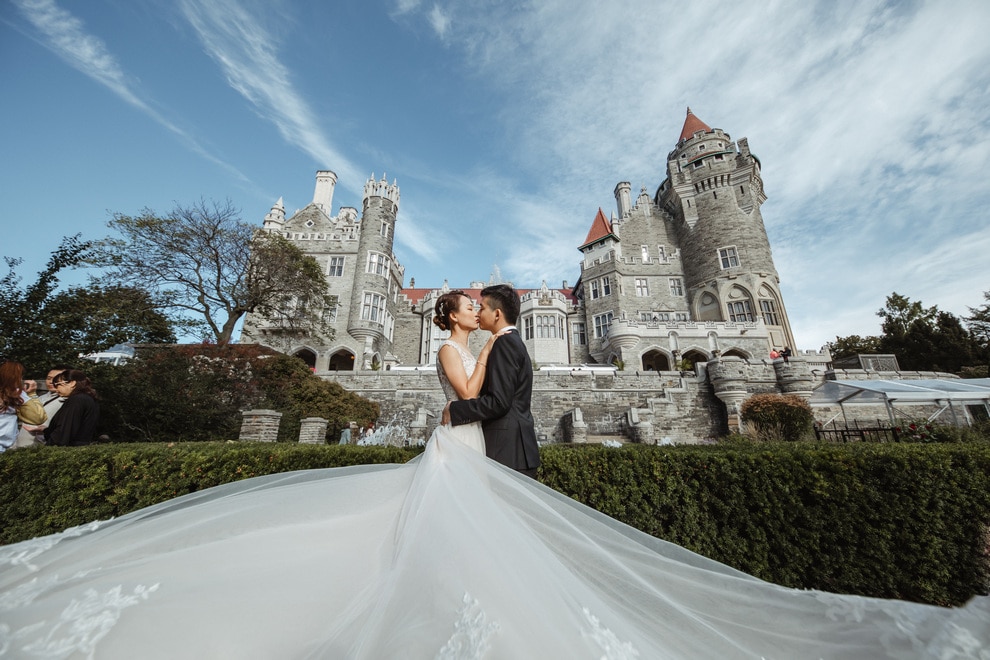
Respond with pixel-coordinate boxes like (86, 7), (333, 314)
(669, 277), (684, 296)
(361, 292), (386, 323)
(718, 246), (740, 269)
(593, 312), (613, 338)
(728, 300), (754, 322)
(641, 245), (650, 262)
(572, 322), (586, 346)
(657, 245), (666, 261)
(591, 280), (600, 299)
(366, 252), (390, 276)
(635, 278), (649, 296)
(601, 277), (611, 296)
(380, 221), (389, 237)
(524, 316), (534, 340)
(327, 256), (344, 277)
(760, 300), (780, 325)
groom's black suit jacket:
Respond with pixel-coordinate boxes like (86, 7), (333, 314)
(448, 328), (541, 472)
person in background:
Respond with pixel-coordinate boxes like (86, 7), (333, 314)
(339, 422), (352, 445)
(0, 361), (46, 452)
(43, 369), (99, 446)
(15, 365), (70, 448)
(781, 346), (792, 363)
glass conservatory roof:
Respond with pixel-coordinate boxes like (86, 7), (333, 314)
(810, 379), (990, 405)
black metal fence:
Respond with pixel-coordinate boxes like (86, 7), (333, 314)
(813, 420), (902, 443)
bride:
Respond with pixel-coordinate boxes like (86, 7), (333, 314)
(0, 295), (987, 658)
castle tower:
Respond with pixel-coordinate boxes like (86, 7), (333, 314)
(347, 173), (401, 366)
(312, 170), (337, 216)
(659, 108), (795, 350)
(614, 181), (632, 218)
(262, 197), (285, 229)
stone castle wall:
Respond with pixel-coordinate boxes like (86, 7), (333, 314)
(318, 357), (968, 445)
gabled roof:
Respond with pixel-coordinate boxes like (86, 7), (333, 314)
(579, 208), (615, 251)
(679, 106), (712, 142)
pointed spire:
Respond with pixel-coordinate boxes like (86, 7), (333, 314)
(679, 106), (712, 142)
(580, 208), (614, 249)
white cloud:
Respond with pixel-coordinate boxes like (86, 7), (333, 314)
(428, 4), (451, 39)
(12, 0), (250, 181)
(178, 0), (364, 189)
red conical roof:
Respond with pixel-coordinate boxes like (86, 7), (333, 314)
(679, 106), (712, 142)
(580, 208), (614, 249)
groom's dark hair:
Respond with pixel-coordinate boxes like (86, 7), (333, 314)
(481, 284), (520, 324)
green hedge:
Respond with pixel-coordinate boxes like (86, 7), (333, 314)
(2, 442), (988, 607)
(540, 442), (990, 606)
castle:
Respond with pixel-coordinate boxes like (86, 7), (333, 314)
(242, 109), (797, 373)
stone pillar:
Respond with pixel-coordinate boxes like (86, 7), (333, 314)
(239, 409), (282, 443)
(627, 407), (654, 444)
(706, 357), (749, 433)
(299, 417), (329, 444)
(773, 357), (815, 399)
(565, 408), (588, 444)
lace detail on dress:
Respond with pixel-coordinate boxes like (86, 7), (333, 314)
(0, 520), (109, 573)
(435, 592), (499, 660)
(437, 340), (477, 403)
(581, 608), (640, 660)
(1, 583), (159, 659)
(812, 591), (990, 660)
(0, 575), (64, 613)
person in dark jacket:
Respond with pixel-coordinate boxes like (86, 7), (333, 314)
(44, 369), (99, 446)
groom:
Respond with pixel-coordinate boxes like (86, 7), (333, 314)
(443, 284), (541, 478)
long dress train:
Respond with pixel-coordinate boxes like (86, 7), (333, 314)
(0, 341), (987, 658)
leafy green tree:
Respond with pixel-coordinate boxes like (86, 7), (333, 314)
(0, 236), (92, 372)
(830, 292), (982, 374)
(877, 292), (937, 338)
(91, 200), (334, 345)
(1, 237), (176, 374)
(826, 334), (882, 362)
(966, 291), (990, 378)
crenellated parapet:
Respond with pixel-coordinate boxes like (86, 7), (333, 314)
(363, 173), (400, 208)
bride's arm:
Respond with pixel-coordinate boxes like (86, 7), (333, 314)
(438, 334), (501, 400)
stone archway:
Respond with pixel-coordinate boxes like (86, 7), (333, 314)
(328, 350), (356, 371)
(293, 348), (317, 370)
(641, 349), (671, 371)
(722, 348), (749, 359)
(681, 349), (709, 368)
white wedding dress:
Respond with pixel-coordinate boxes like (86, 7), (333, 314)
(1, 344), (988, 658)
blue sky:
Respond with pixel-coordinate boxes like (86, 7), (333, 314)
(3, 0), (989, 351)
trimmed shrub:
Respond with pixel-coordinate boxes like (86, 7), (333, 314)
(740, 393), (814, 441)
(89, 344), (378, 443)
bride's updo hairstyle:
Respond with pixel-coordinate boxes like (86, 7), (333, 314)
(433, 290), (468, 332)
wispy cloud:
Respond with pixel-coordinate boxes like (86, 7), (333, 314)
(428, 4), (451, 39)
(11, 0), (250, 182)
(177, 0), (364, 189)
